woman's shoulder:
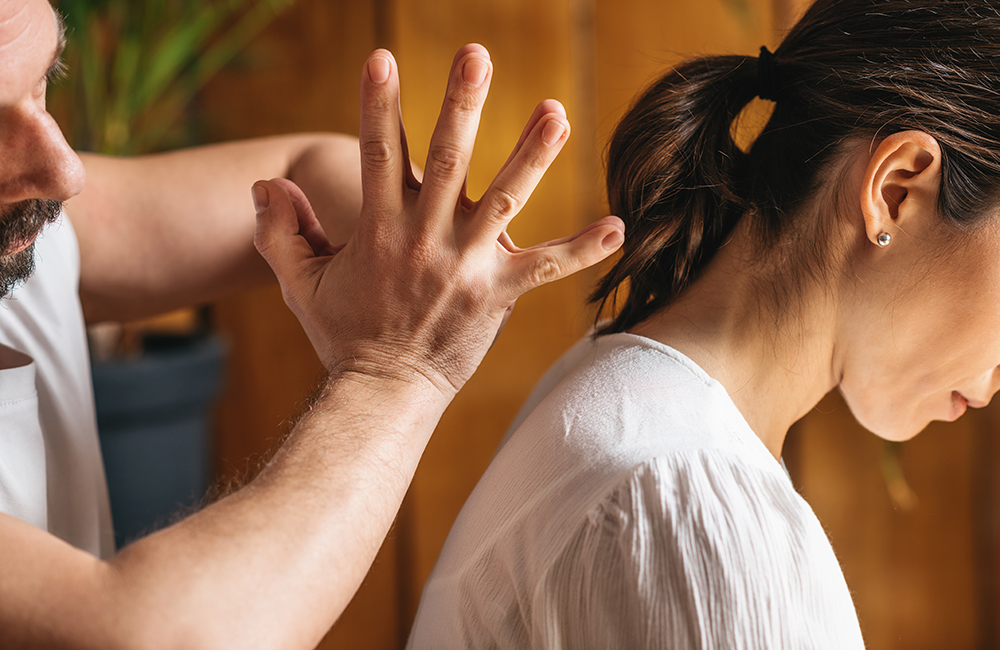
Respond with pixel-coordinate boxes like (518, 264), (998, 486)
(501, 332), (775, 476)
(521, 452), (864, 649)
(454, 333), (786, 550)
(414, 450), (862, 650)
(505, 332), (721, 436)
(582, 451), (813, 543)
(565, 452), (833, 583)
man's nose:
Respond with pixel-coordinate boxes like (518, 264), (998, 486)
(0, 102), (85, 204)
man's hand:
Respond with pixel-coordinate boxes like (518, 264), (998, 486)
(0, 43), (624, 650)
(252, 43), (624, 398)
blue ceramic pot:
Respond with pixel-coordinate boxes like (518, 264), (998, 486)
(92, 334), (226, 547)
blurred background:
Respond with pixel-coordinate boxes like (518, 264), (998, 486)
(48, 0), (1000, 648)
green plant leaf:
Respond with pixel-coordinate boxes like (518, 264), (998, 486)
(185, 0), (296, 96)
(52, 0), (296, 154)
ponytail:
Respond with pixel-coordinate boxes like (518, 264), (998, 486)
(593, 56), (760, 334)
(593, 0), (1000, 335)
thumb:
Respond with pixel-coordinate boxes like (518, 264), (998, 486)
(252, 180), (320, 281)
(270, 178), (339, 257)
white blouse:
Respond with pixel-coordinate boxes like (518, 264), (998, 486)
(406, 333), (865, 649)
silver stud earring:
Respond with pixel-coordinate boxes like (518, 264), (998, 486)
(876, 232), (892, 247)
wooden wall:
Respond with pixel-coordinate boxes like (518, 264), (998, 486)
(200, 0), (1000, 648)
(202, 3), (399, 647)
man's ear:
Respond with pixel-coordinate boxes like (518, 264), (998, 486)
(859, 131), (942, 246)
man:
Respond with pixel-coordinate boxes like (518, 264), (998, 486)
(0, 0), (624, 647)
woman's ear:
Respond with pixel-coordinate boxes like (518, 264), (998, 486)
(859, 131), (942, 247)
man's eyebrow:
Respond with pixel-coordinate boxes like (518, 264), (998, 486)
(46, 9), (68, 81)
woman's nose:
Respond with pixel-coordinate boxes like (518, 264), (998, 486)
(0, 101), (85, 204)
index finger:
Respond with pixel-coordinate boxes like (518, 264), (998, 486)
(359, 49), (406, 218)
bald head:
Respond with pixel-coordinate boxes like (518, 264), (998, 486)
(0, 1), (64, 102)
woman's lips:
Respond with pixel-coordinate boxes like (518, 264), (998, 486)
(950, 391), (969, 421)
(951, 391), (990, 421)
(964, 395), (990, 409)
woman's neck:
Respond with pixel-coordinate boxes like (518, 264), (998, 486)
(628, 228), (841, 459)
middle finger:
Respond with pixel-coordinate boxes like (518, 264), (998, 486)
(416, 44), (493, 223)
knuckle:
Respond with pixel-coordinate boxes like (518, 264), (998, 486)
(444, 84), (481, 115)
(522, 145), (550, 174)
(361, 138), (394, 168)
(402, 229), (442, 268)
(409, 240), (439, 267)
(451, 268), (491, 309)
(363, 85), (395, 113)
(426, 143), (467, 179)
(485, 187), (521, 219)
(525, 256), (562, 288)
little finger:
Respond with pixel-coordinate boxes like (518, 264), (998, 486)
(498, 216), (624, 303)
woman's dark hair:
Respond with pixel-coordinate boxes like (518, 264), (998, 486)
(593, 0), (1000, 334)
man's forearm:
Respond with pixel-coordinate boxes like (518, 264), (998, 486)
(68, 134), (361, 323)
(109, 371), (445, 649)
(3, 372), (446, 650)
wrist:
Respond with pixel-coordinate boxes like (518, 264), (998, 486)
(267, 363), (451, 490)
(322, 346), (463, 404)
(318, 361), (455, 435)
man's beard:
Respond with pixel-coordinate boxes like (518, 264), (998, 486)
(0, 199), (63, 298)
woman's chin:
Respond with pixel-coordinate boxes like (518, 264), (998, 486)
(847, 404), (929, 442)
(871, 426), (924, 442)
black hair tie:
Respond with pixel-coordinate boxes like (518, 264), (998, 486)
(756, 46), (780, 101)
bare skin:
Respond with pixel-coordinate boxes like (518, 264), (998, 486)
(633, 131), (1000, 457)
(71, 136), (364, 323)
(0, 2), (625, 648)
(1, 2), (364, 322)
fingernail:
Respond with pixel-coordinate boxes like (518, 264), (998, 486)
(602, 230), (624, 251)
(463, 58), (489, 87)
(542, 120), (567, 146)
(369, 56), (391, 84)
(252, 184), (269, 214)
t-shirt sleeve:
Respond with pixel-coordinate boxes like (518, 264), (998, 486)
(528, 452), (864, 650)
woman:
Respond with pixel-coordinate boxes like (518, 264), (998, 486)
(406, 0), (1000, 647)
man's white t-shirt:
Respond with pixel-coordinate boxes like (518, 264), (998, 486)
(407, 333), (865, 649)
(0, 216), (114, 558)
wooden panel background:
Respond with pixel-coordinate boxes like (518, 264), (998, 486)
(198, 0), (1000, 647)
(201, 3), (400, 648)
